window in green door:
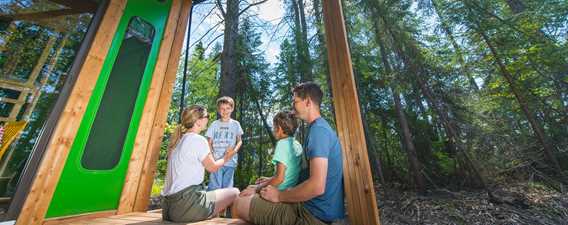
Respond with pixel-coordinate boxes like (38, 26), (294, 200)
(81, 16), (155, 170)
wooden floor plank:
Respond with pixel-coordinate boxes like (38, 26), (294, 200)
(63, 212), (251, 225)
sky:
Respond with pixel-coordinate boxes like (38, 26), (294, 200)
(186, 0), (285, 64)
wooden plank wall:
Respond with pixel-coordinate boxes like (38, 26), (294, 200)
(15, 1), (128, 224)
(131, 0), (192, 212)
(322, 0), (381, 225)
(117, 0), (189, 214)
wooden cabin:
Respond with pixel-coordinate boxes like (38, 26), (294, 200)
(0, 0), (379, 224)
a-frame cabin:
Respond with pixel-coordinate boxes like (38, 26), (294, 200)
(0, 0), (380, 224)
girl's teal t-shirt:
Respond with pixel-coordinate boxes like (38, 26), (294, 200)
(271, 137), (303, 190)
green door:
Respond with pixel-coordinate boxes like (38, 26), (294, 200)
(46, 0), (172, 218)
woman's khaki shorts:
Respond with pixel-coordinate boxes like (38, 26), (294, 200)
(161, 185), (216, 223)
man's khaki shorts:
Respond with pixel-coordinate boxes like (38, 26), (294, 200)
(249, 194), (327, 225)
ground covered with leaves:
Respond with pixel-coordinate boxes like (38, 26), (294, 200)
(377, 182), (568, 225)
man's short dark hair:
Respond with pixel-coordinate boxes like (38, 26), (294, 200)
(293, 82), (323, 108)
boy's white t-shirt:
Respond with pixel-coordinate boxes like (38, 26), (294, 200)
(162, 133), (210, 196)
(206, 119), (243, 167)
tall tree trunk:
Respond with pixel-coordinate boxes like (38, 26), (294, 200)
(502, 0), (568, 131)
(478, 29), (564, 177)
(393, 88), (426, 193)
(361, 105), (386, 184)
(378, 11), (486, 188)
(291, 0), (312, 81)
(431, 0), (479, 91)
(252, 92), (277, 145)
(373, 17), (425, 192)
(313, 0), (335, 117)
(219, 0), (240, 100)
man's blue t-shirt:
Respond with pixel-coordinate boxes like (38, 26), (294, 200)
(301, 117), (345, 222)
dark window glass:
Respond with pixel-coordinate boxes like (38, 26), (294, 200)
(81, 17), (154, 170)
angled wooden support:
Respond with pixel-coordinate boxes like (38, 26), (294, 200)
(118, 0), (192, 213)
(131, 0), (193, 212)
(322, 0), (381, 225)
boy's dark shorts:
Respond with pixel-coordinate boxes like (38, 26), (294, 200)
(249, 194), (327, 225)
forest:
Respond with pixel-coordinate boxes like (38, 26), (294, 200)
(153, 0), (568, 224)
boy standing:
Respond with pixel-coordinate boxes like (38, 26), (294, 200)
(207, 96), (243, 191)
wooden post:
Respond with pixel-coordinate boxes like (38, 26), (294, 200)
(322, 1), (381, 225)
(15, 1), (128, 224)
(117, 0), (190, 213)
(131, 0), (192, 211)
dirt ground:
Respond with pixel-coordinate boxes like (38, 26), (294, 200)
(376, 182), (568, 225)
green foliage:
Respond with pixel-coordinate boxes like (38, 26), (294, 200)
(433, 151), (456, 176)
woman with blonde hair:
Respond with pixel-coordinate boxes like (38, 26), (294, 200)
(161, 105), (239, 222)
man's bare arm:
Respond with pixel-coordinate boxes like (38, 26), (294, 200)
(262, 157), (327, 203)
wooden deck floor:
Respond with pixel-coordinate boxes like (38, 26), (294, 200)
(61, 212), (251, 225)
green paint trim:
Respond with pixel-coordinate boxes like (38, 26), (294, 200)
(46, 0), (173, 218)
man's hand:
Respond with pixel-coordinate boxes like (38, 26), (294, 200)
(239, 185), (257, 197)
(260, 185), (280, 203)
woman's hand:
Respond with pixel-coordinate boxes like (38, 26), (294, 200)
(223, 147), (236, 161)
(255, 176), (271, 185)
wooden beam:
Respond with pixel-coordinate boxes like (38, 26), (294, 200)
(15, 1), (128, 224)
(0, 97), (24, 104)
(48, 0), (98, 12)
(131, 0), (193, 212)
(0, 80), (33, 92)
(7, 8), (89, 21)
(322, 1), (381, 225)
(42, 210), (116, 225)
(117, 0), (187, 214)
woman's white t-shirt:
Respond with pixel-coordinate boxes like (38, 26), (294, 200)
(162, 133), (210, 196)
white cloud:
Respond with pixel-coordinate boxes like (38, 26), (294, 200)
(255, 0), (283, 25)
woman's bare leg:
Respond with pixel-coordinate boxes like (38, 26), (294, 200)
(211, 187), (239, 217)
(232, 194), (254, 221)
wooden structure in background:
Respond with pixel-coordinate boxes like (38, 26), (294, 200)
(11, 0), (381, 224)
(0, 36), (56, 122)
(15, 0), (129, 224)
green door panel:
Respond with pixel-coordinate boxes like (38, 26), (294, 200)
(46, 0), (172, 218)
